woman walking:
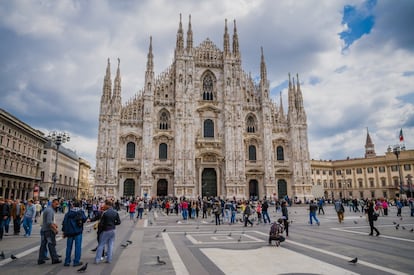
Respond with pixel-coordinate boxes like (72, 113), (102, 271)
(367, 200), (380, 236)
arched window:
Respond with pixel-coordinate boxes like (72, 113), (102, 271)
(248, 145), (256, 161)
(276, 146), (284, 161)
(159, 110), (169, 130)
(246, 116), (256, 133)
(204, 119), (214, 138)
(159, 143), (167, 160)
(126, 142), (135, 159)
(202, 74), (214, 100)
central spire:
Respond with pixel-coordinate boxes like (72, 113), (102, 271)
(186, 15), (193, 50)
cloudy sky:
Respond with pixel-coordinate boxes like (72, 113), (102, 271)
(1, 0), (413, 168)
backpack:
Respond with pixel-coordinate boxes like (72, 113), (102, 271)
(270, 222), (281, 236)
(75, 211), (84, 227)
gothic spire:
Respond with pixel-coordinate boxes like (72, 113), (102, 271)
(146, 36), (154, 73)
(113, 58), (121, 99)
(296, 73), (303, 109)
(223, 19), (230, 56)
(186, 14), (193, 50)
(176, 14), (184, 53)
(279, 91), (285, 119)
(232, 19), (240, 56)
(102, 58), (112, 102)
(260, 47), (267, 82)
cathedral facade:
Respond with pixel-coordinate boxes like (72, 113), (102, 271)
(95, 16), (312, 200)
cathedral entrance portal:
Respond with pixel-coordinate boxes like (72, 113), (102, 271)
(157, 179), (168, 197)
(277, 179), (287, 200)
(249, 180), (259, 200)
(123, 179), (135, 197)
(202, 168), (217, 198)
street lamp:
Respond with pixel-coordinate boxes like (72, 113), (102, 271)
(406, 174), (413, 198)
(390, 144), (404, 198)
(47, 131), (70, 198)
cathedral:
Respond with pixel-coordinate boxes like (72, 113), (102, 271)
(95, 15), (312, 200)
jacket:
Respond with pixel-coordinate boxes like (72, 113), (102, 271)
(98, 207), (121, 232)
(62, 208), (87, 237)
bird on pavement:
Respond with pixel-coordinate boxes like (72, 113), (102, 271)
(11, 254), (17, 260)
(121, 243), (129, 248)
(77, 262), (88, 273)
(213, 229), (217, 233)
(393, 221), (397, 225)
(162, 228), (167, 232)
(155, 233), (160, 238)
(126, 240), (133, 244)
(184, 232), (187, 236)
(349, 257), (358, 264)
(402, 226), (406, 230)
(228, 232), (232, 237)
(396, 224), (400, 230)
(0, 251), (5, 259)
(410, 228), (414, 232)
(400, 217), (403, 221)
(238, 236), (242, 242)
(353, 220), (358, 224)
(157, 256), (166, 265)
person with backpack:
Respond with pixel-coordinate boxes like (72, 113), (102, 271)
(243, 201), (253, 227)
(268, 218), (285, 246)
(309, 200), (320, 225)
(62, 200), (88, 267)
(334, 199), (345, 223)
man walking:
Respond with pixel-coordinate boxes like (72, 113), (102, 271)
(309, 200), (320, 226)
(95, 200), (121, 264)
(318, 198), (325, 215)
(11, 199), (25, 235)
(38, 199), (61, 265)
(334, 199), (345, 223)
(262, 200), (271, 224)
(243, 201), (253, 227)
(62, 200), (88, 267)
(22, 199), (36, 237)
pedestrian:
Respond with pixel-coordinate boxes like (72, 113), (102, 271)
(396, 199), (403, 217)
(367, 200), (380, 236)
(213, 200), (221, 225)
(262, 200), (271, 224)
(38, 198), (62, 265)
(318, 198), (325, 215)
(381, 199), (388, 216)
(0, 196), (8, 240)
(35, 200), (42, 222)
(409, 198), (414, 217)
(2, 199), (11, 235)
(309, 200), (320, 225)
(128, 200), (136, 220)
(22, 199), (36, 237)
(62, 200), (88, 267)
(137, 199), (145, 219)
(268, 218), (285, 246)
(95, 200), (121, 264)
(243, 201), (253, 227)
(11, 199), (25, 235)
(334, 199), (345, 223)
(281, 200), (289, 236)
(256, 201), (262, 224)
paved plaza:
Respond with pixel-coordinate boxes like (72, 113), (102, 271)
(0, 204), (413, 275)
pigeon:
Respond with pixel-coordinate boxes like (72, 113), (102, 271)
(149, 221), (153, 225)
(353, 220), (358, 224)
(410, 228), (414, 232)
(228, 232), (232, 237)
(184, 232), (187, 236)
(402, 226), (406, 230)
(0, 251), (4, 259)
(126, 240), (133, 244)
(162, 228), (166, 232)
(121, 243), (129, 248)
(349, 257), (358, 264)
(393, 221), (397, 225)
(213, 229), (217, 233)
(155, 233), (160, 238)
(77, 262), (88, 273)
(157, 256), (166, 265)
(400, 217), (403, 221)
(238, 236), (242, 242)
(396, 224), (400, 230)
(241, 230), (245, 234)
(11, 254), (17, 260)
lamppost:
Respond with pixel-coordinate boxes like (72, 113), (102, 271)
(47, 131), (70, 198)
(406, 174), (413, 198)
(390, 144), (404, 198)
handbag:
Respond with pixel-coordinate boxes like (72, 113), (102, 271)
(373, 212), (379, 221)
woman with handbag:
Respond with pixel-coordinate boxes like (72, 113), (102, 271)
(367, 200), (380, 236)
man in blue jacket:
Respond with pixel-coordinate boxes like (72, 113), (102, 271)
(62, 200), (88, 267)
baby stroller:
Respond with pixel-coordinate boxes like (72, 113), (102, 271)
(268, 218), (285, 246)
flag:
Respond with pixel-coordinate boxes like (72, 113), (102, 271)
(399, 128), (404, 142)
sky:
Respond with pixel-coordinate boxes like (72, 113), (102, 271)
(1, 0), (413, 168)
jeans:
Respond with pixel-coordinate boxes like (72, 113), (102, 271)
(23, 217), (33, 236)
(309, 212), (319, 224)
(182, 209), (188, 220)
(4, 217), (10, 233)
(262, 211), (271, 223)
(230, 211), (236, 224)
(38, 230), (59, 262)
(65, 234), (83, 265)
(215, 213), (221, 225)
(138, 208), (144, 219)
(0, 218), (4, 239)
(95, 230), (115, 263)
